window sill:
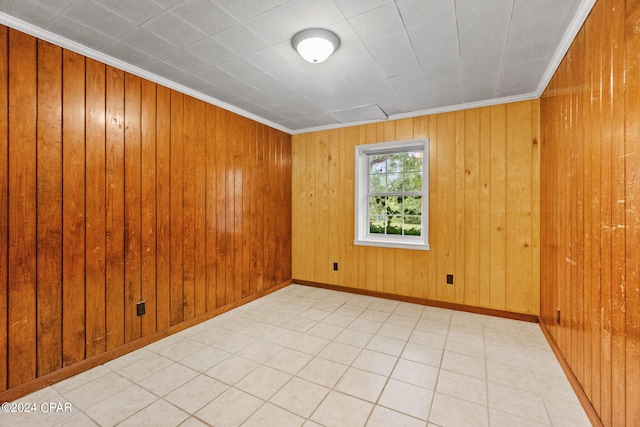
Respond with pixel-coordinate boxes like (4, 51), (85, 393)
(354, 238), (430, 251)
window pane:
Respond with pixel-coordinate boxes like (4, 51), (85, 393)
(369, 174), (386, 192)
(369, 154), (387, 174)
(403, 216), (421, 236)
(387, 173), (402, 192)
(386, 196), (402, 215)
(387, 215), (402, 235)
(403, 172), (422, 192)
(369, 196), (386, 214)
(387, 153), (405, 173)
(369, 215), (386, 234)
(403, 196), (422, 215)
(403, 151), (422, 172)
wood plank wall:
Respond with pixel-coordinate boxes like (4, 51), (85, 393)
(540, 0), (639, 425)
(292, 100), (540, 315)
(0, 26), (292, 395)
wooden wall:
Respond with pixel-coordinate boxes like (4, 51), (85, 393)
(292, 100), (540, 315)
(0, 26), (292, 395)
(540, 0), (639, 425)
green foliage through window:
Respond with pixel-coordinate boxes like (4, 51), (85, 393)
(367, 151), (423, 237)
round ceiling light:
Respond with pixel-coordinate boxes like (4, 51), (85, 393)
(292, 28), (340, 63)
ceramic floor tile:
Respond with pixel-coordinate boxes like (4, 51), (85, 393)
(103, 348), (153, 371)
(117, 399), (189, 427)
(195, 387), (263, 427)
(385, 313), (418, 328)
(298, 308), (331, 321)
(188, 326), (232, 346)
(138, 363), (199, 397)
(84, 384), (157, 427)
(178, 417), (210, 427)
(486, 359), (538, 392)
(440, 350), (486, 379)
(368, 299), (399, 313)
(485, 343), (531, 368)
(366, 335), (406, 357)
(235, 365), (292, 400)
(352, 349), (398, 376)
(113, 352), (174, 383)
(488, 408), (551, 427)
(543, 395), (591, 427)
(334, 328), (373, 348)
(408, 329), (447, 350)
(61, 370), (133, 410)
(401, 342), (443, 367)
(51, 365), (111, 395)
(287, 333), (330, 355)
(428, 392), (489, 427)
(393, 303), (425, 319)
(444, 336), (485, 358)
(348, 318), (383, 334)
(242, 402), (305, 427)
(318, 341), (362, 365)
(261, 327), (304, 346)
(210, 332), (256, 353)
(157, 339), (208, 362)
(265, 347), (314, 375)
(270, 377), (330, 418)
(414, 318), (450, 335)
(334, 367), (387, 402)
(238, 321), (277, 338)
(534, 370), (579, 402)
(282, 316), (318, 332)
(53, 412), (99, 426)
(488, 382), (551, 424)
(376, 323), (413, 341)
(436, 369), (487, 406)
(297, 357), (348, 388)
(204, 355), (259, 385)
(236, 339), (284, 363)
(391, 358), (439, 390)
(178, 346), (231, 372)
(164, 375), (228, 414)
(310, 391), (374, 427)
(358, 309), (390, 323)
(366, 405), (427, 427)
(307, 322), (344, 340)
(378, 379), (433, 421)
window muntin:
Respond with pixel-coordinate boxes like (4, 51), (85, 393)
(354, 139), (430, 251)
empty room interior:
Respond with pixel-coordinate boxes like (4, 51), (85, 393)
(0, 0), (638, 426)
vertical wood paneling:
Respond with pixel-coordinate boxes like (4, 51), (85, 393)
(141, 79), (157, 337)
(205, 103), (218, 310)
(0, 25), (8, 392)
(193, 99), (206, 316)
(0, 27), (292, 399)
(155, 85), (171, 330)
(214, 108), (227, 308)
(540, 0), (638, 424)
(170, 91), (184, 325)
(7, 28), (37, 387)
(62, 49), (86, 366)
(105, 66), (125, 351)
(292, 101), (540, 315)
(182, 95), (196, 320)
(85, 58), (106, 358)
(36, 40), (63, 375)
(124, 73), (142, 343)
(625, 1), (640, 424)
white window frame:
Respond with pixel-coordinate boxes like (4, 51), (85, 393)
(354, 138), (430, 251)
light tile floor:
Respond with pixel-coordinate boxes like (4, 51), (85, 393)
(2, 284), (591, 427)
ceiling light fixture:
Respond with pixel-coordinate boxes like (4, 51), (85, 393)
(292, 28), (340, 63)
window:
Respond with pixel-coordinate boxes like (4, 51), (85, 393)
(354, 138), (430, 250)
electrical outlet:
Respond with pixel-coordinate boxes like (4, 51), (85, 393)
(333, 262), (338, 271)
(446, 274), (454, 284)
(136, 301), (146, 317)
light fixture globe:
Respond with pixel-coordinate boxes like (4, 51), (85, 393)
(292, 28), (340, 63)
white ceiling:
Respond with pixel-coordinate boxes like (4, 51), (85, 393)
(0, 0), (593, 134)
